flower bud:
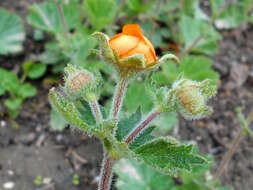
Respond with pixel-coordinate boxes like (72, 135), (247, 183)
(64, 64), (101, 101)
(172, 79), (216, 120)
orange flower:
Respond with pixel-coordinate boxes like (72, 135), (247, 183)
(109, 24), (156, 66)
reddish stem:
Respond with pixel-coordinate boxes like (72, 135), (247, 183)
(98, 154), (113, 190)
(112, 77), (128, 120)
(90, 100), (103, 124)
(125, 110), (160, 145)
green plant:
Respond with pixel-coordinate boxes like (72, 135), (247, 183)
(0, 8), (25, 55)
(0, 68), (37, 119)
(115, 157), (232, 190)
(72, 173), (80, 186)
(0, 9), (38, 120)
(34, 175), (43, 186)
(49, 24), (217, 190)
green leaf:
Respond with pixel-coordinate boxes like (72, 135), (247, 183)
(4, 98), (23, 118)
(17, 83), (37, 98)
(22, 61), (47, 79)
(0, 8), (25, 55)
(83, 0), (117, 30)
(49, 88), (93, 133)
(116, 108), (142, 141)
(126, 0), (156, 13)
(134, 137), (206, 173)
(27, 1), (81, 34)
(115, 159), (174, 190)
(214, 1), (249, 29)
(75, 100), (96, 126)
(179, 14), (221, 55)
(38, 41), (67, 65)
(211, 0), (252, 29)
(124, 82), (153, 113)
(129, 126), (156, 150)
(0, 68), (20, 93)
(152, 112), (178, 136)
(155, 55), (219, 86)
(50, 107), (68, 131)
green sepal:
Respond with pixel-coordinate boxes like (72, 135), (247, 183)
(158, 54), (180, 65)
(92, 32), (116, 64)
(133, 137), (206, 174)
(49, 87), (95, 135)
(119, 54), (146, 69)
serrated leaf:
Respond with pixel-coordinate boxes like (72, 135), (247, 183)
(114, 159), (174, 190)
(83, 0), (117, 30)
(116, 108), (142, 141)
(134, 137), (206, 173)
(128, 126), (155, 150)
(0, 8), (25, 55)
(27, 1), (81, 34)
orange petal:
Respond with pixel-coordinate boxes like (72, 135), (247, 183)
(143, 36), (156, 61)
(122, 24), (143, 39)
(109, 34), (140, 56)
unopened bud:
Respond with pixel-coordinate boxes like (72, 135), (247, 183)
(172, 79), (216, 120)
(64, 64), (100, 101)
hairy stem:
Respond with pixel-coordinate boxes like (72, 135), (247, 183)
(89, 100), (103, 124)
(57, 2), (70, 44)
(125, 110), (160, 145)
(98, 152), (114, 190)
(111, 76), (128, 120)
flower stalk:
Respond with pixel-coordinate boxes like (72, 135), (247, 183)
(98, 152), (114, 190)
(89, 99), (103, 124)
(111, 76), (128, 120)
(125, 109), (160, 145)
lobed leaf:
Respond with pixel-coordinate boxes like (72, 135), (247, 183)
(134, 137), (206, 173)
(27, 1), (81, 35)
(83, 0), (117, 30)
(0, 8), (25, 55)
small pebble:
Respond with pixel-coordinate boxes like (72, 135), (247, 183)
(43, 177), (52, 185)
(3, 182), (15, 189)
(7, 170), (14, 176)
(0, 120), (6, 127)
